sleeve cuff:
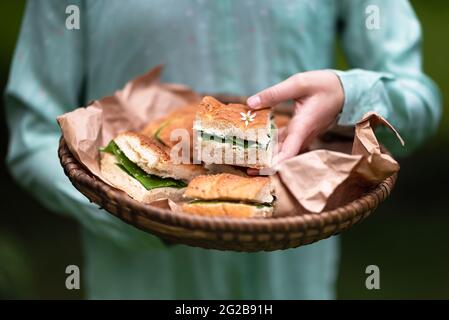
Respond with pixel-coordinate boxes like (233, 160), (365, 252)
(331, 69), (395, 126)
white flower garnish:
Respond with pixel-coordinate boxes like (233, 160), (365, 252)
(240, 110), (256, 127)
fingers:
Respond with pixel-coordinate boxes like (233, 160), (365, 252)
(247, 127), (285, 175)
(274, 117), (309, 165)
(247, 134), (303, 175)
(276, 126), (288, 142)
(248, 117), (309, 173)
(274, 136), (303, 164)
(247, 73), (310, 109)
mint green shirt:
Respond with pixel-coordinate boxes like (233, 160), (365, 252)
(5, 0), (440, 299)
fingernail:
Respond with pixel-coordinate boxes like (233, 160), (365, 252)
(247, 95), (261, 108)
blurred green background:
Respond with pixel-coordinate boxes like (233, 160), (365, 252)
(0, 1), (448, 299)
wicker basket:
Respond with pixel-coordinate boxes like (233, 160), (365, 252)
(58, 137), (396, 252)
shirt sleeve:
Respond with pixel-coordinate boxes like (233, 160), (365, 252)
(4, 0), (164, 249)
(335, 0), (442, 155)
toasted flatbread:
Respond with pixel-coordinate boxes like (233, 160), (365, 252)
(184, 173), (274, 203)
(182, 201), (273, 218)
(114, 131), (206, 181)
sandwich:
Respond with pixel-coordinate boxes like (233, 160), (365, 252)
(141, 103), (198, 150)
(182, 173), (275, 218)
(100, 131), (206, 203)
(193, 96), (274, 168)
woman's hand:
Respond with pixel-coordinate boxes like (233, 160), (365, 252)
(247, 70), (345, 168)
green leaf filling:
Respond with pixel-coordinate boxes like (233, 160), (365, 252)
(100, 140), (187, 190)
(200, 132), (260, 149)
(269, 120), (276, 138)
(99, 142), (115, 154)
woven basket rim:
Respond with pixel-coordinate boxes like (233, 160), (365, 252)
(59, 136), (396, 234)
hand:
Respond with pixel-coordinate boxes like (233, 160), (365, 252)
(247, 70), (344, 172)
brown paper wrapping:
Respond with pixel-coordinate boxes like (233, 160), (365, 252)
(57, 66), (403, 216)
